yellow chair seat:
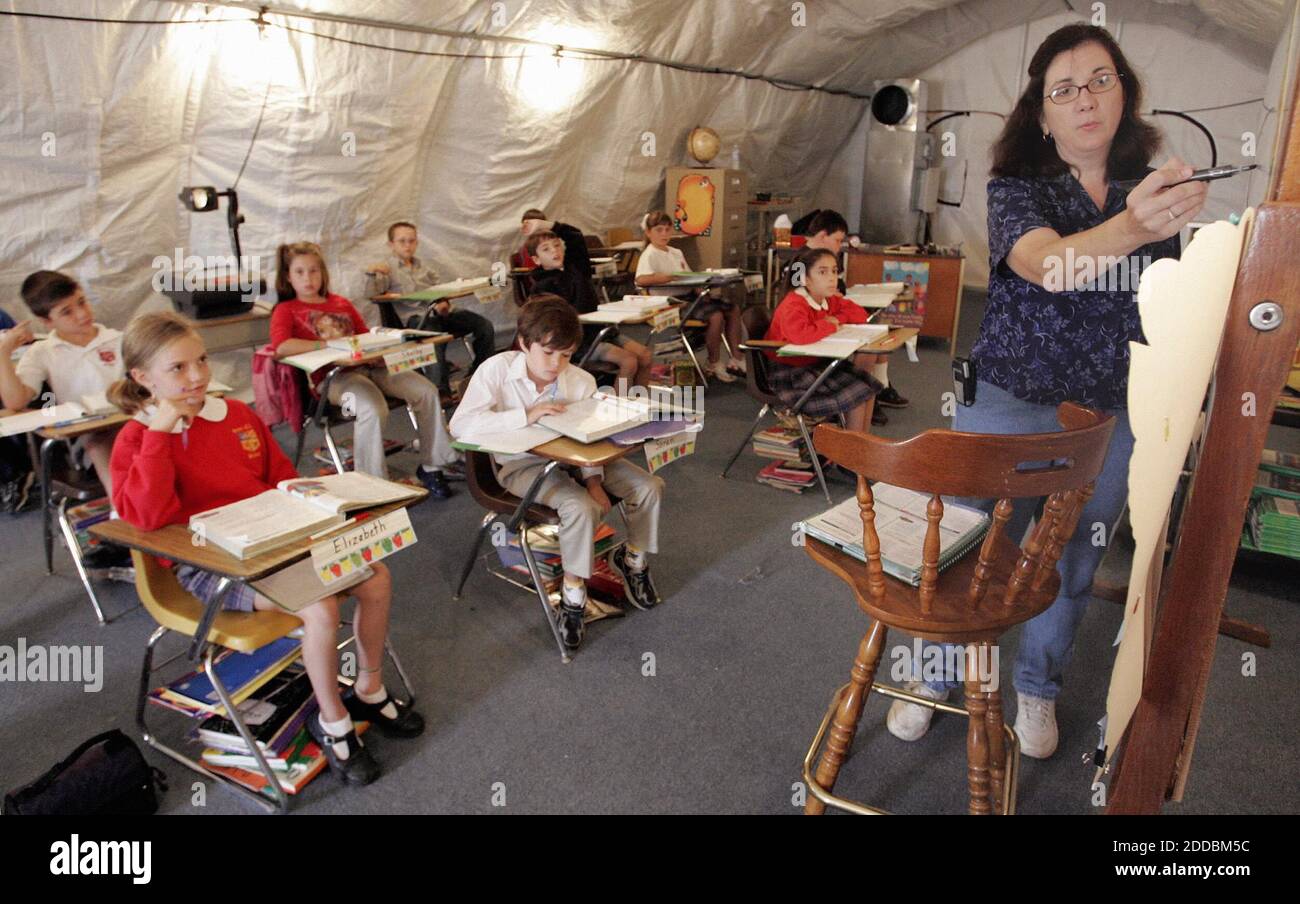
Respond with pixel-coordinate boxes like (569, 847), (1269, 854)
(130, 550), (302, 653)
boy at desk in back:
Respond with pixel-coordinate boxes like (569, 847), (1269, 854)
(0, 270), (124, 495)
(449, 296), (665, 652)
(364, 221), (496, 394)
(523, 217), (654, 387)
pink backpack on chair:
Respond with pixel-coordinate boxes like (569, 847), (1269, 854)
(251, 344), (304, 433)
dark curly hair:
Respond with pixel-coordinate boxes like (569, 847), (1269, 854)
(990, 24), (1160, 181)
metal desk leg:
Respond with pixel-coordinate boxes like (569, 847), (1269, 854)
(56, 497), (109, 624)
(188, 580), (230, 663)
(40, 437), (56, 574)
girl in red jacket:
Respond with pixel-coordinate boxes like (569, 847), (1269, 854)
(108, 311), (421, 787)
(764, 247), (881, 432)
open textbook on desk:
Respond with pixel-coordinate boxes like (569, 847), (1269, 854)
(778, 323), (889, 359)
(799, 483), (989, 586)
(189, 471), (422, 559)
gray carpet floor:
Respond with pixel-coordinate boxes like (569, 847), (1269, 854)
(1, 290), (1296, 814)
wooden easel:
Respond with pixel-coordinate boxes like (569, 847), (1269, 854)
(1105, 48), (1300, 814)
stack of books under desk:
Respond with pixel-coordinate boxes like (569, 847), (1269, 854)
(489, 523), (627, 621)
(752, 425), (817, 493)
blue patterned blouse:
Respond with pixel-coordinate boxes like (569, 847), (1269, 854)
(972, 172), (1181, 410)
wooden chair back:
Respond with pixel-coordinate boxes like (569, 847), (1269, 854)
(813, 403), (1115, 613)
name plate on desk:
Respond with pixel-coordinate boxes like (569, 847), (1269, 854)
(644, 431), (696, 473)
(384, 342), (440, 374)
(650, 307), (681, 332)
(311, 508), (416, 586)
(473, 285), (503, 304)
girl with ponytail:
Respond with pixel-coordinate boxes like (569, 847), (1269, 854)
(109, 309), (423, 786)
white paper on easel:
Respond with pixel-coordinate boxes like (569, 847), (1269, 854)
(1098, 211), (1253, 775)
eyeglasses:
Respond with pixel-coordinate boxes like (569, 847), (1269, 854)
(1044, 72), (1121, 105)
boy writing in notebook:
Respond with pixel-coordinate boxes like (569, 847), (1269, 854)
(449, 295), (665, 652)
(0, 270), (124, 494)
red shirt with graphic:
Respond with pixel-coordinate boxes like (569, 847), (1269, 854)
(269, 293), (368, 347)
(110, 399), (299, 532)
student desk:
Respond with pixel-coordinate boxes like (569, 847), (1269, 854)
(34, 413), (132, 557)
(91, 494), (427, 663)
(90, 490), (425, 813)
(285, 335), (454, 473)
(453, 433), (635, 662)
(745, 327), (918, 502)
(370, 279), (500, 330)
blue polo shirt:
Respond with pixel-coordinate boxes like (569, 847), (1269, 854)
(972, 172), (1181, 410)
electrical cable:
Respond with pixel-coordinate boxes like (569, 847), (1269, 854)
(0, 5), (875, 100)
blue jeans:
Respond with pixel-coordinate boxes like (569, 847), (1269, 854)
(922, 381), (1134, 700)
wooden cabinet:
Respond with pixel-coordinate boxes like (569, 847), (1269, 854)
(844, 247), (966, 351)
(665, 167), (747, 270)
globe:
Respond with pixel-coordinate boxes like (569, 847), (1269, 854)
(687, 126), (721, 165)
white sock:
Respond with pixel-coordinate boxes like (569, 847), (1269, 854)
(870, 363), (889, 388)
(624, 545), (647, 572)
(356, 682), (399, 720)
(319, 712), (356, 760)
(563, 580), (587, 608)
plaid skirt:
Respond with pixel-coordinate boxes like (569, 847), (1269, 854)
(175, 565), (257, 612)
(768, 361), (882, 419)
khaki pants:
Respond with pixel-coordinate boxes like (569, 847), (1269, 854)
(327, 368), (457, 478)
(500, 459), (664, 579)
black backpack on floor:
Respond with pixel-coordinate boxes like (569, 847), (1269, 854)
(4, 729), (166, 815)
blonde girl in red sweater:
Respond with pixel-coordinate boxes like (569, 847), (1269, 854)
(763, 247), (881, 432)
(108, 311), (422, 786)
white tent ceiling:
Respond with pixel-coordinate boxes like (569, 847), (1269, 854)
(0, 0), (1294, 348)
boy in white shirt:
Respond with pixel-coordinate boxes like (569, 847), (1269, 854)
(635, 210), (744, 383)
(449, 295), (664, 651)
(0, 271), (124, 493)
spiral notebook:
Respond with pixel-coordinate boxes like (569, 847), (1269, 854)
(799, 483), (990, 587)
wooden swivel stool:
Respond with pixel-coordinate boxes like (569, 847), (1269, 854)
(802, 402), (1115, 815)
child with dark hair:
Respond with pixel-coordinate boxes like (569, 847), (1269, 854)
(525, 225), (654, 386)
(765, 247), (880, 433)
(0, 270), (124, 494)
(791, 208), (908, 424)
(449, 295), (665, 651)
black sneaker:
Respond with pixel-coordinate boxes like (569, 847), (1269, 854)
(608, 546), (660, 611)
(871, 406), (888, 427)
(306, 712), (381, 786)
(416, 466), (454, 499)
(877, 385), (910, 408)
(342, 686), (425, 738)
(559, 600), (586, 650)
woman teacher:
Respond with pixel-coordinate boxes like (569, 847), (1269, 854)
(888, 24), (1208, 759)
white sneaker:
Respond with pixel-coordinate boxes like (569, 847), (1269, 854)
(727, 356), (747, 375)
(886, 681), (950, 742)
(709, 361), (737, 383)
(1013, 692), (1058, 759)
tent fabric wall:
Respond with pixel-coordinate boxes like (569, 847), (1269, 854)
(0, 0), (1291, 359)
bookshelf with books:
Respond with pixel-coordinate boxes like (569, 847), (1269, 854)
(1240, 449), (1300, 561)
